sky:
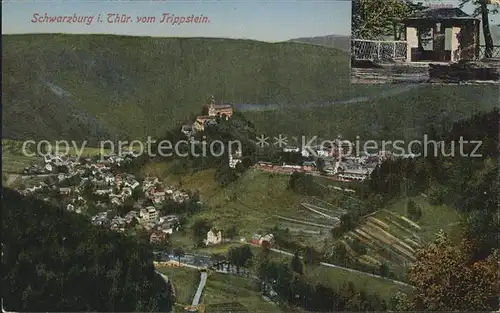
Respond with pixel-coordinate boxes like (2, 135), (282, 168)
(1, 0), (352, 42)
(2, 0), (498, 42)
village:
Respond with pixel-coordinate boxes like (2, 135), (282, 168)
(18, 150), (196, 245)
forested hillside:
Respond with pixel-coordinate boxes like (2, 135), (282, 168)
(2, 188), (172, 312)
(2, 34), (351, 141)
(362, 109), (500, 310)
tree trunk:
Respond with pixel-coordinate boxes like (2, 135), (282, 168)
(480, 0), (493, 58)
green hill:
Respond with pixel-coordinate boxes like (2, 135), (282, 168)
(247, 84), (499, 141)
(3, 34), (359, 142)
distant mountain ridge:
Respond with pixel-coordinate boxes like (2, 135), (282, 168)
(289, 26), (500, 50)
(287, 34), (351, 52)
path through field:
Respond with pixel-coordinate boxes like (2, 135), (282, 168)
(5, 174), (20, 187)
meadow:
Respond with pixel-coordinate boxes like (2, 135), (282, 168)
(156, 266), (199, 306)
(203, 272), (284, 313)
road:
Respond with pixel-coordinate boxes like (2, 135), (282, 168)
(157, 237), (415, 291)
(156, 244), (414, 289)
(4, 174), (20, 187)
(191, 271), (207, 306)
(156, 270), (169, 283)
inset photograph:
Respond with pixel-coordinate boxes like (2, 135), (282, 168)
(351, 0), (500, 84)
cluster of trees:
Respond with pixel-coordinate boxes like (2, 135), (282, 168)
(352, 0), (424, 40)
(190, 218), (213, 247)
(257, 149), (306, 165)
(158, 190), (202, 215)
(406, 198), (423, 221)
(267, 227), (321, 264)
(2, 187), (172, 312)
(254, 244), (390, 311)
(330, 193), (383, 239)
(227, 245), (254, 274)
(288, 172), (323, 196)
(149, 112), (257, 187)
(460, 0), (499, 58)
(406, 232), (499, 311)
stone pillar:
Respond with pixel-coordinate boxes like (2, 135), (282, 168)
(406, 26), (418, 62)
(451, 26), (461, 62)
(433, 23), (446, 61)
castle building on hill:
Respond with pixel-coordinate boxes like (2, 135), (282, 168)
(207, 95), (233, 118)
(190, 96), (233, 132)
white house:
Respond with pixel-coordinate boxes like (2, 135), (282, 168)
(205, 229), (222, 245)
(140, 206), (158, 223)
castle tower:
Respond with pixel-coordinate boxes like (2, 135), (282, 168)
(208, 95), (216, 116)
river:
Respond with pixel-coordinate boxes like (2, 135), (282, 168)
(233, 84), (423, 112)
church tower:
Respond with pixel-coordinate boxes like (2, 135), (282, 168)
(208, 95), (216, 116)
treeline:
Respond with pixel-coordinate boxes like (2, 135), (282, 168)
(288, 171), (323, 196)
(2, 187), (172, 312)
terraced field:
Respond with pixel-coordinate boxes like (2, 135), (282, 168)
(271, 197), (348, 248)
(342, 196), (461, 273)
